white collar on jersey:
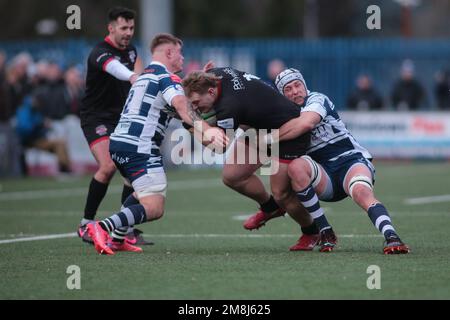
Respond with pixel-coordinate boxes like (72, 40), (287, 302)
(150, 60), (169, 71)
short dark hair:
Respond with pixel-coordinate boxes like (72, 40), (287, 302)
(108, 7), (136, 23)
(150, 33), (183, 54)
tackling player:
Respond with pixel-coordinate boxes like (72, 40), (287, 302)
(78, 7), (150, 245)
(182, 68), (337, 251)
(260, 68), (409, 254)
(86, 34), (228, 254)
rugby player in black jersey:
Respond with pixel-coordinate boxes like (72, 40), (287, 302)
(183, 68), (336, 251)
(77, 7), (150, 245)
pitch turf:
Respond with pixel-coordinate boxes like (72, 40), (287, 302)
(0, 162), (449, 300)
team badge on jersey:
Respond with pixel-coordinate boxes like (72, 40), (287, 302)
(129, 51), (136, 64)
(95, 125), (108, 136)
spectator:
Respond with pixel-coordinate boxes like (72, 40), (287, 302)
(64, 65), (85, 116)
(33, 61), (71, 120)
(15, 94), (72, 174)
(391, 59), (426, 111)
(265, 59), (286, 88)
(434, 69), (450, 110)
(347, 74), (383, 111)
(5, 53), (33, 113)
(0, 51), (14, 122)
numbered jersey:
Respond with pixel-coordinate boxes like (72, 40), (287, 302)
(208, 68), (303, 130)
(110, 61), (184, 155)
(301, 92), (372, 163)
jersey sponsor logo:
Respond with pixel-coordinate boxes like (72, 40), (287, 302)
(217, 118), (234, 129)
(95, 125), (108, 136)
(96, 52), (112, 63)
(223, 68), (245, 91)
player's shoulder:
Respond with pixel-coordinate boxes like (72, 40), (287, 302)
(306, 92), (333, 107)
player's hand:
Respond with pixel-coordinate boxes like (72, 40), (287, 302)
(203, 127), (229, 150)
(202, 61), (215, 72)
(129, 73), (139, 85)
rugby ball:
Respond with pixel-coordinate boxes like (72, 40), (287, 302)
(200, 110), (217, 126)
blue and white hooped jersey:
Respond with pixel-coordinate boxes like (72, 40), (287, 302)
(302, 92), (372, 163)
(110, 61), (184, 155)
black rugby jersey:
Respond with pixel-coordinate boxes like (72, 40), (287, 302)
(81, 37), (137, 124)
(209, 67), (310, 159)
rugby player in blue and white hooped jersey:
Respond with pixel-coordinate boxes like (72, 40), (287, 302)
(86, 34), (228, 255)
(270, 68), (409, 254)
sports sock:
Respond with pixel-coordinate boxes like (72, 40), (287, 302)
(83, 178), (109, 220)
(260, 195), (280, 214)
(121, 194), (140, 235)
(121, 193), (140, 210)
(121, 185), (135, 204)
(367, 203), (398, 239)
(100, 204), (147, 233)
(296, 185), (331, 232)
(111, 227), (128, 243)
(80, 218), (94, 226)
(301, 223), (320, 235)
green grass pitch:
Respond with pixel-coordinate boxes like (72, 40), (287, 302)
(0, 162), (449, 299)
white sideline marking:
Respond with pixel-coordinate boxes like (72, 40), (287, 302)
(0, 233), (381, 245)
(0, 233), (77, 244)
(232, 215), (252, 221)
(0, 179), (222, 201)
(405, 194), (450, 205)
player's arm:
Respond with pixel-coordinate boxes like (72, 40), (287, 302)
(104, 59), (138, 84)
(171, 95), (229, 149)
(273, 112), (321, 143)
(93, 48), (138, 84)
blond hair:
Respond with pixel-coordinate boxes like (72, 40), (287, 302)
(182, 71), (221, 97)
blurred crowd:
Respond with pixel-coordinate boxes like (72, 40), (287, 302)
(1, 51), (449, 176)
(265, 58), (450, 111)
(0, 51), (85, 175)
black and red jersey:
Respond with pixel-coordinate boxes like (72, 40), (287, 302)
(80, 37), (137, 124)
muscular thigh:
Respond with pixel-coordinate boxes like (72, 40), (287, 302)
(270, 161), (291, 197)
(223, 137), (263, 180)
(91, 138), (115, 167)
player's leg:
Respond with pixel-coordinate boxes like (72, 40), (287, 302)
(118, 178), (153, 246)
(343, 163), (409, 254)
(88, 166), (167, 254)
(80, 138), (116, 225)
(223, 138), (284, 230)
(269, 160), (321, 251)
(287, 156), (337, 252)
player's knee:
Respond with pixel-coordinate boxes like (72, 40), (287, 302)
(287, 159), (310, 186)
(351, 184), (374, 205)
(222, 170), (244, 189)
(271, 186), (290, 205)
(143, 204), (164, 221)
(96, 165), (116, 183)
(347, 175), (374, 206)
